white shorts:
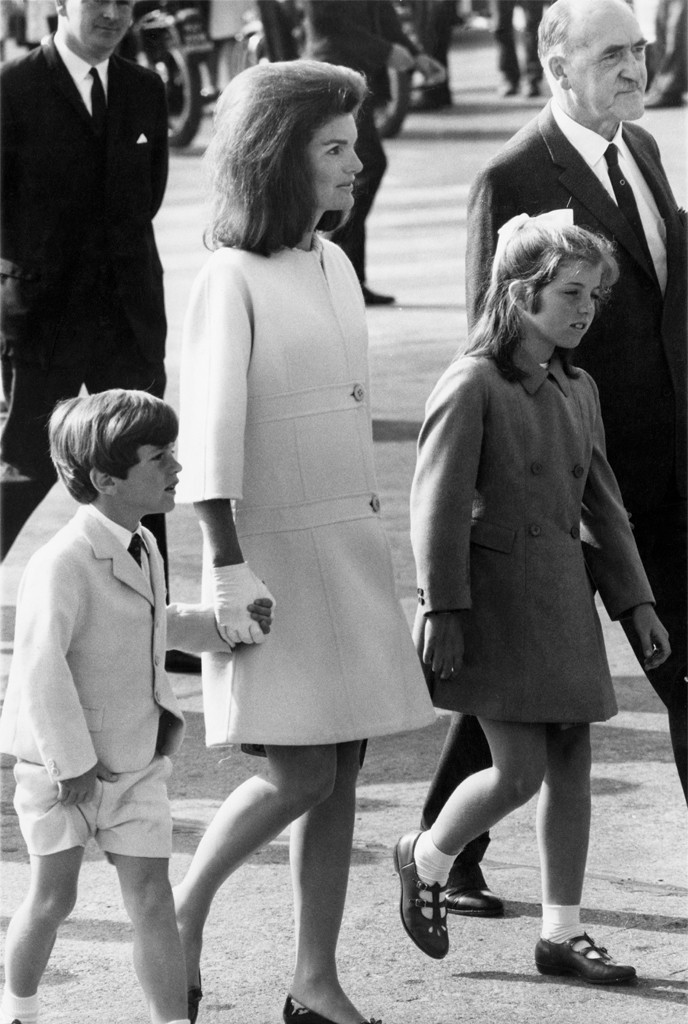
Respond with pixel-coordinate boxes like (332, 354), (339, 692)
(13, 754), (173, 858)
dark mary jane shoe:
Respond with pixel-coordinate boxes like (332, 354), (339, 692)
(535, 933), (637, 985)
(188, 971), (203, 1024)
(393, 830), (448, 959)
(283, 994), (382, 1024)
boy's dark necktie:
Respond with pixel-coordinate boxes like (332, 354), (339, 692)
(89, 66), (107, 135)
(604, 143), (655, 272)
(127, 533), (143, 568)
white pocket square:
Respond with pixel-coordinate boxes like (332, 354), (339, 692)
(136, 133), (148, 144)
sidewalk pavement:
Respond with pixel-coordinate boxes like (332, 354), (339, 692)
(1, 23), (687, 1024)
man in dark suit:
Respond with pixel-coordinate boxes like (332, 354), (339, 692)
(421, 0), (687, 918)
(0, 0), (168, 564)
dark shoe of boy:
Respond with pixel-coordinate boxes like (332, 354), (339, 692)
(444, 863), (504, 917)
(393, 830), (448, 959)
(535, 934), (637, 984)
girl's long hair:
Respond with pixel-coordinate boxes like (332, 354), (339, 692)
(205, 60), (367, 255)
(467, 223), (619, 380)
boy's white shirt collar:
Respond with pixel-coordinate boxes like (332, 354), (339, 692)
(54, 25), (109, 94)
(85, 502), (142, 550)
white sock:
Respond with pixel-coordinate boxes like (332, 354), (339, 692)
(541, 903), (582, 944)
(413, 830), (456, 887)
(0, 989), (39, 1024)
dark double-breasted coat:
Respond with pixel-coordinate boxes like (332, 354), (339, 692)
(411, 351), (654, 723)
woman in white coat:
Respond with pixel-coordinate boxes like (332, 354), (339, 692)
(175, 60), (435, 1024)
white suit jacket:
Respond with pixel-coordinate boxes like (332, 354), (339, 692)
(0, 506), (227, 781)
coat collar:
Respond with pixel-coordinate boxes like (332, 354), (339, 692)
(515, 348), (570, 397)
(537, 102), (660, 283)
(74, 506), (155, 606)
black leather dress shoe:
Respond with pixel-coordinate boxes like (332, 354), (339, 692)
(444, 863), (504, 917)
(445, 885), (504, 917)
(393, 830), (448, 959)
(361, 285), (395, 306)
(535, 933), (637, 985)
(165, 649), (202, 674)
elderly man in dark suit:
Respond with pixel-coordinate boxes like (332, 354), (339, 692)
(0, 0), (168, 563)
(420, 0), (687, 920)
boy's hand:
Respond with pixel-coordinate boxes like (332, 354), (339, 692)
(212, 563), (276, 645)
(249, 597), (273, 635)
(630, 603), (671, 670)
(57, 761), (118, 806)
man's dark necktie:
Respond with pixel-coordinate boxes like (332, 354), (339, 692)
(604, 143), (654, 270)
(127, 533), (143, 568)
(89, 66), (107, 135)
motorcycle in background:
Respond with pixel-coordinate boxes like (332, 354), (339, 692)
(124, 0), (216, 148)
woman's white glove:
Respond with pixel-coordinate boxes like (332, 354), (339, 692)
(212, 563), (276, 646)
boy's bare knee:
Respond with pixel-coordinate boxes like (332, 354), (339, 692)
(29, 883), (77, 926)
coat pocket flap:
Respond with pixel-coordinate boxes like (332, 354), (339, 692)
(0, 258), (40, 281)
(470, 518), (516, 553)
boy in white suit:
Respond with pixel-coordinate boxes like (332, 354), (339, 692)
(0, 390), (272, 1024)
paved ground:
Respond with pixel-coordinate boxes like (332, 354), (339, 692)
(1, 21), (687, 1024)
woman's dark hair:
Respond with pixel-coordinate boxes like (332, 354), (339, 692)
(49, 389), (178, 503)
(205, 59), (367, 255)
(466, 222), (619, 380)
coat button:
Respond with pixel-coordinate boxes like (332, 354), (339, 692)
(530, 461), (543, 475)
(418, 596), (425, 606)
(352, 383), (365, 402)
(154, 654), (161, 667)
(570, 525), (580, 539)
(417, 587), (424, 597)
(370, 494), (381, 513)
(48, 759), (59, 776)
(572, 464), (585, 478)
(528, 524), (541, 537)
(154, 689), (161, 701)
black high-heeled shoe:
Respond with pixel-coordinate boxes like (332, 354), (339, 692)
(187, 970), (203, 1024)
(282, 994), (381, 1024)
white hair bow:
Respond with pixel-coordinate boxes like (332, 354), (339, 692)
(492, 209), (574, 281)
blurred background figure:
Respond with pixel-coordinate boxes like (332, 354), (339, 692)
(405, 0), (459, 109)
(303, 0), (445, 306)
(645, 0), (686, 107)
(491, 0), (545, 97)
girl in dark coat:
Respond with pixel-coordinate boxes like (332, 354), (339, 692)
(393, 214), (671, 984)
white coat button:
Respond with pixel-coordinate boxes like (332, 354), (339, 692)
(370, 494), (381, 513)
(352, 383), (365, 402)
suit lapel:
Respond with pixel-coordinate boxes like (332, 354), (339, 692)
(623, 124), (682, 272)
(42, 37), (95, 133)
(76, 508), (155, 606)
(538, 105), (658, 283)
